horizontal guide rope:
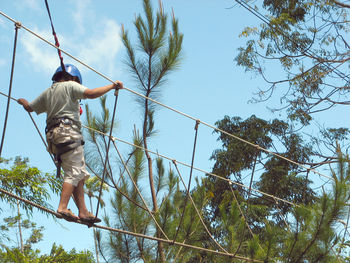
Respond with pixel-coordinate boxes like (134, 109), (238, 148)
(0, 187), (261, 262)
(83, 124), (306, 208)
(0, 11), (333, 183)
(0, 7), (343, 262)
(0, 89), (322, 208)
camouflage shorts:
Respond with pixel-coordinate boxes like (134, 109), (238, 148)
(46, 123), (90, 186)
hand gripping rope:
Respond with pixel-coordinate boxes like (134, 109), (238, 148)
(0, 90), (314, 213)
(0, 10), (345, 261)
(0, 10), (334, 185)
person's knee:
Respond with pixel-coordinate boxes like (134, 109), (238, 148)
(64, 177), (79, 187)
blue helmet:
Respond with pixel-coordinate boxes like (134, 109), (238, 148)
(52, 64), (82, 84)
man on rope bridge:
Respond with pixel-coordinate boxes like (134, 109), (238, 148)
(17, 64), (123, 223)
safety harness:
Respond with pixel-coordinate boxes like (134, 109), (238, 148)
(45, 117), (84, 178)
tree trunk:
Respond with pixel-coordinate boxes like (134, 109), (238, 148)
(143, 92), (166, 263)
(143, 94), (158, 211)
(17, 200), (24, 253)
(89, 196), (100, 263)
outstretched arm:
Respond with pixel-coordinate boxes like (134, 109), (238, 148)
(17, 98), (33, 112)
(83, 81), (123, 99)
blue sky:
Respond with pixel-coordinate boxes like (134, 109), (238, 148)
(0, 0), (346, 258)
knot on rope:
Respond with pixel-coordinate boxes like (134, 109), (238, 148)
(114, 82), (123, 96)
(194, 119), (200, 130)
(15, 21), (22, 29)
(114, 88), (119, 96)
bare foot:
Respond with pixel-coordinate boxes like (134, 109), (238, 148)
(78, 210), (94, 219)
(79, 211), (101, 223)
(57, 209), (79, 221)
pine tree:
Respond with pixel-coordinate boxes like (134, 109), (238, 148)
(121, 0), (183, 260)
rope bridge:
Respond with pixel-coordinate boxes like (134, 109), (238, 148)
(0, 5), (345, 261)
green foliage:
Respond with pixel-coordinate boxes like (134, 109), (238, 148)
(0, 247), (39, 263)
(102, 131), (152, 262)
(208, 115), (315, 227)
(85, 107), (350, 262)
(87, 104), (209, 262)
(236, 0), (350, 124)
(110, 0), (184, 261)
(263, 0), (310, 23)
(0, 243), (94, 263)
(161, 177), (209, 262)
(199, 113), (350, 261)
(85, 176), (109, 209)
(38, 243), (94, 263)
(0, 215), (44, 251)
(84, 96), (116, 181)
(276, 150), (350, 262)
(199, 149), (350, 262)
(0, 157), (60, 215)
(122, 0), (183, 97)
(0, 157), (94, 261)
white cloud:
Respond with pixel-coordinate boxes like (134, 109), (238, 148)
(76, 19), (122, 77)
(14, 0), (41, 11)
(0, 17), (6, 29)
(24, 0), (40, 10)
(0, 59), (6, 67)
(20, 1), (123, 81)
(21, 28), (61, 76)
(69, 0), (93, 35)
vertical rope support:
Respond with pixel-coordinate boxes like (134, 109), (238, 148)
(112, 140), (170, 240)
(44, 0), (65, 70)
(230, 183), (253, 236)
(27, 112), (55, 164)
(228, 182), (262, 249)
(0, 92), (307, 210)
(273, 197), (292, 232)
(0, 22), (20, 157)
(248, 151), (258, 199)
(172, 120), (200, 243)
(172, 160), (229, 254)
(343, 206), (350, 241)
(0, 10), (336, 183)
(95, 88), (120, 219)
(0, 186), (261, 262)
(86, 161), (148, 212)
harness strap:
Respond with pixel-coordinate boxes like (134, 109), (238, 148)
(54, 139), (85, 178)
(45, 117), (79, 134)
(45, 117), (84, 178)
(55, 140), (84, 156)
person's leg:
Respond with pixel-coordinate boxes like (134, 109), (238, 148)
(73, 179), (101, 222)
(59, 128), (99, 222)
(48, 125), (78, 218)
(57, 182), (75, 213)
(73, 179), (90, 218)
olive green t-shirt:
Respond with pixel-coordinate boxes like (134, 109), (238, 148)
(29, 81), (87, 128)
